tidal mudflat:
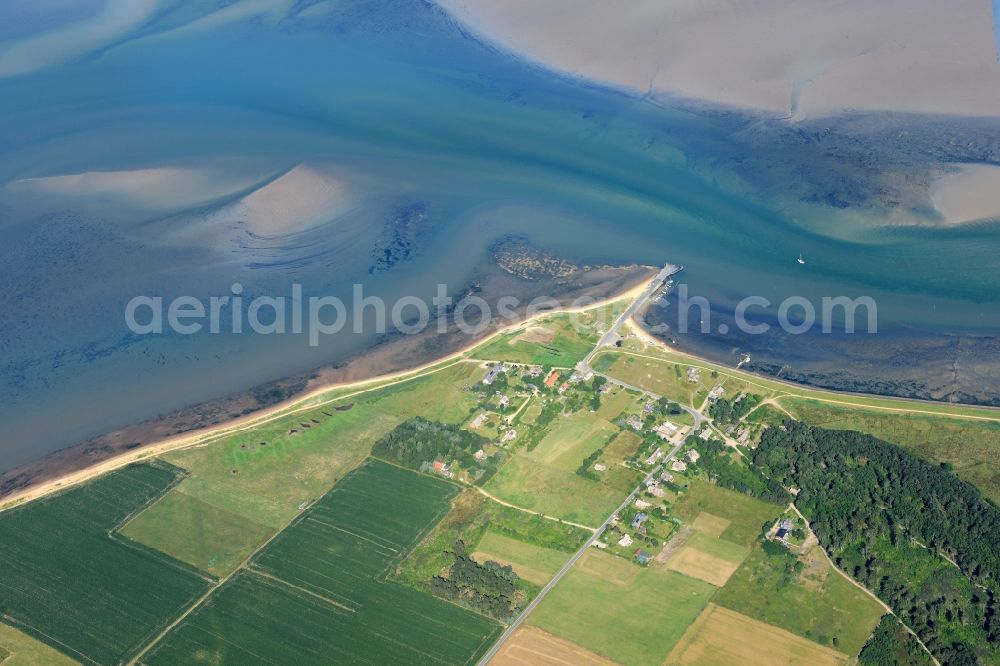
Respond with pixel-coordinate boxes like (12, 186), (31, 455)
(1, 0), (998, 473)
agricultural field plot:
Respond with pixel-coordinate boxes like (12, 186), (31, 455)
(0, 463), (212, 665)
(664, 531), (750, 587)
(393, 489), (589, 593)
(0, 624), (77, 666)
(471, 531), (571, 586)
(527, 413), (619, 471)
(148, 460), (500, 665)
(120, 489), (274, 576)
(714, 545), (885, 655)
(667, 604), (849, 666)
(144, 363), (484, 571)
(485, 454), (641, 527)
(492, 626), (615, 666)
(671, 479), (784, 547)
(780, 397), (1000, 504)
(529, 550), (716, 666)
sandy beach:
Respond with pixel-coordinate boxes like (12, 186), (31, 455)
(437, 0), (1000, 119)
(0, 266), (654, 510)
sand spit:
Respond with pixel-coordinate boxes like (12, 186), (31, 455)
(4, 166), (270, 216)
(218, 163), (354, 236)
(931, 164), (1000, 225)
(437, 0), (1000, 119)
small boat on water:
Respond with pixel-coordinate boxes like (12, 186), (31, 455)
(797, 253), (806, 265)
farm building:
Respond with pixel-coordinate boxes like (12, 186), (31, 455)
(544, 370), (560, 388)
(618, 533), (633, 547)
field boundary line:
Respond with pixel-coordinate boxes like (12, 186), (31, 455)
(474, 487), (598, 532)
(245, 568), (357, 614)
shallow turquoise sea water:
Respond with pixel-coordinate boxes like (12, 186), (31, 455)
(0, 1), (998, 469)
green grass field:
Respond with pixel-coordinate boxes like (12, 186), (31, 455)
(780, 397), (1000, 504)
(528, 413), (618, 471)
(672, 479), (784, 547)
(135, 363), (484, 573)
(529, 550), (717, 666)
(485, 454), (641, 527)
(472, 530), (571, 585)
(714, 546), (885, 655)
(147, 460), (500, 665)
(0, 462), (211, 665)
(120, 489), (274, 576)
(0, 623), (77, 666)
(393, 489), (589, 593)
(471, 302), (625, 368)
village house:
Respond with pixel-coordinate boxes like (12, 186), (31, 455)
(774, 518), (795, 542)
(647, 485), (666, 498)
(470, 413), (488, 428)
(685, 448), (700, 464)
(502, 428), (517, 443)
(686, 367), (700, 383)
(497, 394), (510, 409)
(660, 471), (674, 483)
(634, 549), (651, 565)
(645, 448), (664, 465)
(634, 498), (651, 510)
(653, 421), (678, 439)
(625, 414), (643, 431)
(698, 427), (712, 441)
(527, 365), (543, 377)
(482, 365), (502, 385)
(432, 461), (452, 477)
(593, 462), (607, 472)
(544, 370), (560, 388)
(558, 381), (570, 394)
(671, 460), (688, 472)
(630, 512), (648, 529)
(707, 385), (725, 401)
(643, 400), (656, 414)
(474, 449), (486, 462)
(618, 533), (633, 548)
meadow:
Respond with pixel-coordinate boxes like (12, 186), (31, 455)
(714, 545), (886, 655)
(528, 412), (619, 471)
(484, 454), (640, 527)
(528, 550), (717, 666)
(126, 362), (482, 576)
(472, 530), (571, 585)
(394, 488), (590, 593)
(148, 460), (501, 664)
(668, 604), (851, 666)
(671, 479), (785, 547)
(0, 462), (211, 665)
(471, 303), (625, 368)
(0, 623), (76, 666)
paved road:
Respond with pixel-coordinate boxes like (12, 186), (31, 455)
(476, 437), (686, 665)
(477, 260), (690, 665)
(585, 262), (681, 366)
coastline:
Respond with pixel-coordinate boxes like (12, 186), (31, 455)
(0, 268), (656, 511)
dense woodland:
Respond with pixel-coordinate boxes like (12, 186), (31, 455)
(753, 422), (1000, 664)
(708, 393), (761, 425)
(694, 437), (788, 503)
(371, 418), (496, 483)
(430, 538), (523, 621)
(859, 616), (935, 666)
